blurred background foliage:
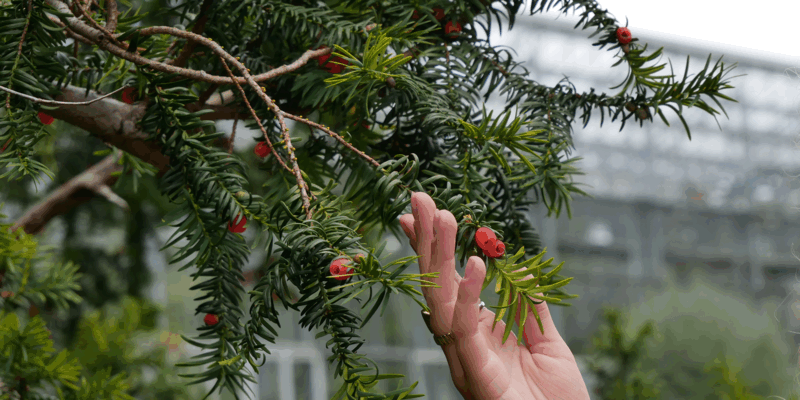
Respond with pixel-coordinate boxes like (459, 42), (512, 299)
(585, 267), (800, 400)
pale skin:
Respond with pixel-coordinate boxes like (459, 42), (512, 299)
(399, 192), (591, 400)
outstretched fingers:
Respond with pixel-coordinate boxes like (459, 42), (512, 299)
(453, 256), (490, 360)
(453, 256), (509, 398)
(399, 214), (417, 253)
(411, 192), (437, 275)
(429, 209), (462, 303)
(515, 278), (564, 354)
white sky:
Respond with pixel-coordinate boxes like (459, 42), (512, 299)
(534, 0), (800, 66)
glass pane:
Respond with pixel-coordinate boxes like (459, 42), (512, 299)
(423, 365), (460, 400)
(258, 362), (279, 400)
(374, 361), (407, 393)
(294, 362), (311, 400)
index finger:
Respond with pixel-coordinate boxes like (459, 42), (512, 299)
(411, 192), (437, 275)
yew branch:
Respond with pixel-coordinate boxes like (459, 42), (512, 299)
(168, 0), (214, 68)
(11, 150), (125, 235)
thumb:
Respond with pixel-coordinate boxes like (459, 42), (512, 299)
(452, 256), (487, 340)
(452, 257), (503, 392)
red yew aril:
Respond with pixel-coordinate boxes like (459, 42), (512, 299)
(317, 45), (331, 66)
(38, 112), (54, 125)
(412, 10), (420, 19)
(204, 313), (219, 326)
(616, 27), (632, 45)
(330, 258), (353, 281)
(481, 237), (505, 258)
(432, 8), (445, 21)
(1, 291), (13, 298)
(228, 214), (247, 233)
(121, 87), (137, 104)
(325, 56), (349, 74)
(482, 237), (497, 257)
(475, 227), (496, 249)
(492, 240), (506, 258)
(316, 46), (349, 73)
(254, 141), (271, 157)
(445, 21), (462, 37)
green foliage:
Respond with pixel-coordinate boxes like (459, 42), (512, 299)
(0, 0), (741, 398)
(585, 270), (800, 400)
(484, 246), (576, 342)
(1, 312), (84, 395)
(0, 204), (210, 399)
(0, 206), (82, 314)
(0, 205), (136, 399)
(585, 308), (664, 400)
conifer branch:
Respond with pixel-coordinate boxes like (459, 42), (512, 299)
(216, 56), (312, 219)
(104, 0), (118, 33)
(0, 85), (127, 105)
(89, 183), (129, 210)
(0, 0), (743, 397)
(280, 111), (381, 168)
(11, 150), (123, 235)
(4, 0), (33, 110)
(166, 0), (213, 68)
(68, 0), (127, 50)
(46, 0), (333, 86)
(46, 14), (94, 44)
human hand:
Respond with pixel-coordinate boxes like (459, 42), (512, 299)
(399, 192), (590, 400)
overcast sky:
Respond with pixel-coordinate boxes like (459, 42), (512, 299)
(533, 0), (800, 65)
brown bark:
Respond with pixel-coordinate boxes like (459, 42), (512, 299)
(168, 0), (215, 68)
(10, 151), (124, 235)
(10, 84), (255, 235)
(47, 85), (171, 175)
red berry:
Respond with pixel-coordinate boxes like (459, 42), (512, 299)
(1, 291), (12, 298)
(481, 238), (505, 258)
(316, 45), (330, 65)
(412, 10), (420, 19)
(121, 87), (137, 104)
(254, 141), (271, 157)
(38, 111), (54, 125)
(203, 313), (219, 326)
(475, 227), (496, 249)
(352, 121), (371, 129)
(616, 27), (632, 45)
(493, 240), (505, 258)
(324, 56), (349, 74)
(432, 8), (445, 21)
(482, 237), (497, 257)
(227, 214), (247, 233)
(330, 258), (353, 281)
(445, 21), (462, 36)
